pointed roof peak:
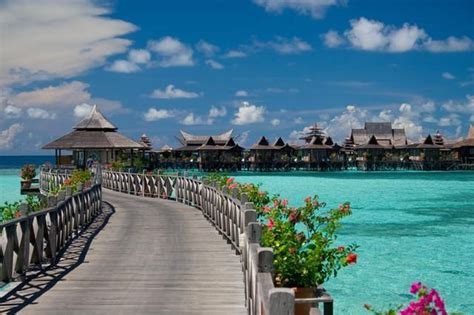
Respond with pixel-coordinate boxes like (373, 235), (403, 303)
(74, 105), (117, 130)
(274, 137), (285, 147)
(423, 134), (434, 145)
(257, 136), (269, 146)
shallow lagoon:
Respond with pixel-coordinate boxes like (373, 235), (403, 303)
(1, 169), (473, 313)
(234, 172), (474, 314)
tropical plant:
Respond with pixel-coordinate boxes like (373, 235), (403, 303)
(0, 201), (21, 222)
(20, 164), (36, 180)
(364, 282), (452, 315)
(212, 174), (358, 288)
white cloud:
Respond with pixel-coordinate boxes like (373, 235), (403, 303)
(150, 85), (200, 99)
(424, 36), (474, 53)
(0, 0), (137, 87)
(235, 90), (249, 97)
(147, 36), (194, 67)
(253, 0), (342, 19)
(128, 49), (151, 64)
(271, 118), (281, 126)
(196, 40), (219, 57)
(238, 130), (251, 146)
(209, 106), (227, 118)
(259, 37), (312, 54)
(11, 81), (90, 109)
(4, 105), (22, 118)
(231, 101), (265, 125)
(325, 105), (369, 141)
(438, 114), (462, 127)
(27, 107), (56, 119)
(144, 108), (175, 122)
(442, 72), (456, 80)
(392, 104), (424, 140)
(205, 59), (224, 70)
(107, 60), (141, 73)
(180, 113), (212, 125)
(294, 117), (304, 124)
(442, 95), (474, 114)
(330, 17), (473, 53)
(322, 30), (345, 48)
(74, 103), (94, 118)
(222, 50), (247, 58)
(0, 123), (23, 149)
(378, 109), (393, 121)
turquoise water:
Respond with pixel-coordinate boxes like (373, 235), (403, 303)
(0, 169), (24, 204)
(234, 172), (474, 314)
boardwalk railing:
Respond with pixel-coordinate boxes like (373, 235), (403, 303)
(101, 169), (333, 315)
(0, 174), (102, 283)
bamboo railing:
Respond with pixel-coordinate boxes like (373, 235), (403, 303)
(101, 170), (333, 315)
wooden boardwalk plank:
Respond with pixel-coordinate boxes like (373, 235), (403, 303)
(5, 190), (246, 315)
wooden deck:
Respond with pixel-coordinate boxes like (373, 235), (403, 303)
(1, 190), (246, 314)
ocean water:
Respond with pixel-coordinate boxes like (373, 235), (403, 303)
(0, 156), (54, 204)
(1, 157), (473, 313)
(234, 172), (474, 314)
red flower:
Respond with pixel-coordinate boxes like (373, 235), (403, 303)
(226, 177), (235, 185)
(346, 253), (357, 264)
(63, 179), (72, 186)
(266, 218), (274, 229)
(304, 196), (312, 203)
(288, 213), (297, 222)
(337, 246), (345, 252)
(263, 206), (271, 213)
(229, 183), (238, 190)
(281, 199), (288, 207)
(258, 191), (266, 197)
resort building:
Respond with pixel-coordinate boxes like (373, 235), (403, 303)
(249, 136), (295, 170)
(43, 105), (144, 168)
(298, 125), (341, 169)
(350, 122), (407, 147)
(453, 125), (474, 164)
(174, 130), (243, 170)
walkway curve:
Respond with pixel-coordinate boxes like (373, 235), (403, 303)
(16, 189), (246, 314)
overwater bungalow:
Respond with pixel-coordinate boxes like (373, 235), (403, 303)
(173, 130), (243, 170)
(297, 124), (342, 169)
(453, 125), (474, 165)
(43, 105), (144, 168)
(249, 136), (295, 170)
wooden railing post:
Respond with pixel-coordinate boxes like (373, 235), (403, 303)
(17, 202), (30, 276)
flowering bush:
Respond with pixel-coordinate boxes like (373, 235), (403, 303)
(364, 282), (450, 315)
(20, 164), (36, 180)
(261, 195), (358, 287)
(214, 174), (358, 288)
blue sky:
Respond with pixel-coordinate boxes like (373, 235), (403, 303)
(1, 0), (473, 154)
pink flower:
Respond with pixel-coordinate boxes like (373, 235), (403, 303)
(304, 196), (312, 203)
(229, 183), (238, 190)
(258, 191), (266, 197)
(226, 177), (234, 185)
(273, 200), (279, 207)
(281, 199), (288, 207)
(410, 282), (423, 294)
(266, 218), (274, 229)
(263, 205), (271, 213)
(288, 213), (297, 222)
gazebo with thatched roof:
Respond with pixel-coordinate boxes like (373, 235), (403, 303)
(43, 105), (144, 167)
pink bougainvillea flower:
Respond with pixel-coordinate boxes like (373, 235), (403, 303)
(304, 196), (312, 203)
(337, 246), (345, 252)
(226, 177), (234, 185)
(266, 218), (274, 229)
(345, 253), (357, 264)
(229, 183), (238, 190)
(288, 213), (297, 222)
(258, 191), (266, 197)
(263, 205), (271, 213)
(273, 200), (279, 207)
(281, 199), (288, 207)
(410, 282), (423, 294)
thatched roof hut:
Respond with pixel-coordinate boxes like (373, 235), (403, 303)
(43, 105), (143, 150)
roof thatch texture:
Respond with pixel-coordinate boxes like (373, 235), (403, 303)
(351, 122), (407, 146)
(179, 129), (233, 145)
(43, 105), (143, 150)
(452, 125), (474, 148)
(43, 130), (145, 149)
(356, 135), (392, 150)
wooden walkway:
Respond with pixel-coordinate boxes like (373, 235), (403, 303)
(1, 190), (246, 314)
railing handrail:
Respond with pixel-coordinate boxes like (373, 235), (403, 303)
(100, 169), (333, 315)
(0, 170), (102, 283)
